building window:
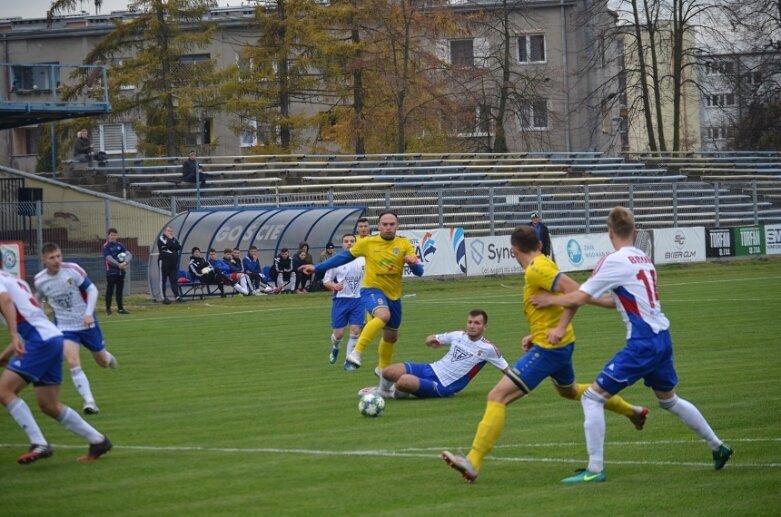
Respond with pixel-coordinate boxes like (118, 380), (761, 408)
(518, 34), (545, 64)
(11, 63), (60, 91)
(705, 61), (735, 76)
(91, 123), (138, 154)
(450, 39), (474, 68)
(172, 54), (211, 85)
(518, 99), (549, 130)
(240, 118), (257, 147)
(456, 105), (491, 137)
(11, 126), (39, 155)
(743, 71), (762, 85)
(706, 93), (736, 107)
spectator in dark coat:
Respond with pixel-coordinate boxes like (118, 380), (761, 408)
(530, 212), (552, 258)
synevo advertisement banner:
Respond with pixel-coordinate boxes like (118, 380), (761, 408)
(764, 224), (781, 255)
(653, 227), (706, 264)
(551, 233), (613, 273)
(464, 234), (523, 277)
(705, 228), (735, 258)
(399, 228), (465, 277)
(735, 226), (765, 256)
(0, 241), (25, 279)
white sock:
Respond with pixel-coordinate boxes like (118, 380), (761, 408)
(380, 374), (394, 391)
(582, 388), (608, 473)
(71, 367), (95, 405)
(659, 395), (722, 451)
(57, 406), (104, 444)
(7, 398), (47, 445)
(240, 276), (251, 293)
(330, 334), (341, 348)
(347, 335), (359, 356)
(288, 274), (296, 291)
(234, 281), (249, 295)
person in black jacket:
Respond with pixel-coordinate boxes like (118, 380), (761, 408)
(188, 247), (225, 297)
(269, 248), (295, 293)
(158, 226), (182, 304)
(73, 128), (95, 166)
(529, 212), (552, 258)
(182, 151), (207, 187)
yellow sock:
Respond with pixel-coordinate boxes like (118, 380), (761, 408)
(467, 400), (506, 471)
(355, 316), (386, 354)
(575, 383), (635, 418)
(377, 338), (395, 369)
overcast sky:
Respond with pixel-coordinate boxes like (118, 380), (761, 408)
(2, 1), (249, 19)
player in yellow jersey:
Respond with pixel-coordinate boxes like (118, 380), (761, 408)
(442, 225), (648, 483)
(301, 212), (423, 372)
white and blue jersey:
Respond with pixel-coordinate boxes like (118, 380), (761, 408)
(0, 271), (64, 385)
(324, 258), (365, 328)
(580, 245), (677, 394)
(407, 331), (508, 398)
(34, 263), (106, 352)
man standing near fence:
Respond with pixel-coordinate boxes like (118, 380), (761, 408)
(103, 228), (131, 315)
(158, 226), (183, 304)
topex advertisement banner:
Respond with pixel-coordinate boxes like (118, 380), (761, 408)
(653, 227), (706, 264)
(399, 228), (466, 277)
(551, 233), (614, 273)
(734, 225), (765, 256)
(764, 224), (781, 255)
(705, 228), (736, 258)
(0, 241), (25, 279)
(464, 234), (523, 277)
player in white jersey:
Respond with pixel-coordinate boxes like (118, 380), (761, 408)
(531, 206), (732, 483)
(323, 234), (365, 370)
(0, 250), (112, 465)
(34, 243), (117, 415)
(362, 309), (508, 399)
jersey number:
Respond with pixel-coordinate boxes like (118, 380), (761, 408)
(636, 270), (659, 308)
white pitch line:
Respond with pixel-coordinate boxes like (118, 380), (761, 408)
(1, 442), (778, 469)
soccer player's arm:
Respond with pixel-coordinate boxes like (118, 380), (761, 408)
(312, 247), (358, 274)
(80, 278), (98, 327)
(323, 268), (341, 291)
(403, 241), (423, 276)
(0, 290), (23, 356)
(426, 332), (451, 348)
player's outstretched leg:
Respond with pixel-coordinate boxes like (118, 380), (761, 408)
(441, 451), (478, 483)
(17, 444), (54, 465)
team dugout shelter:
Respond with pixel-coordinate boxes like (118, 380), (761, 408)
(147, 207), (366, 301)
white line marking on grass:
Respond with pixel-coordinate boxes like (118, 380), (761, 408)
(1, 442), (778, 468)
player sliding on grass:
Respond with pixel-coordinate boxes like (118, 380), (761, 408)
(442, 225), (647, 483)
(0, 249), (111, 465)
(530, 206), (733, 483)
(361, 309), (508, 399)
(300, 211), (423, 373)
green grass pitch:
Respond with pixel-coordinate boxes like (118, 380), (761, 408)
(2, 259), (780, 516)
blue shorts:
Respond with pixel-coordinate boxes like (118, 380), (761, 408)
(62, 326), (106, 353)
(360, 288), (402, 330)
(331, 297), (365, 329)
(7, 336), (64, 386)
(506, 343), (576, 394)
(404, 363), (466, 398)
(596, 330), (678, 394)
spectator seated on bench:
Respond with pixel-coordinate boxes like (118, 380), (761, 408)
(188, 247), (226, 298)
(269, 248), (296, 293)
(242, 245), (278, 294)
(182, 151), (217, 187)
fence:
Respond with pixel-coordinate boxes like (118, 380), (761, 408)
(2, 180), (780, 293)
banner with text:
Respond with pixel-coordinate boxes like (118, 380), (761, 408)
(764, 224), (781, 255)
(653, 227), (706, 264)
(464, 234), (523, 277)
(551, 233), (613, 272)
(399, 228), (465, 277)
(735, 226), (765, 256)
(0, 241), (25, 279)
(705, 228), (735, 258)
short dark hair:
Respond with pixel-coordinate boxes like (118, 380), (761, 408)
(249, 246), (257, 251)
(232, 247), (240, 252)
(280, 247), (289, 253)
(378, 210), (399, 221)
(209, 248), (217, 253)
(357, 217), (369, 224)
(341, 233), (355, 241)
(41, 242), (60, 255)
(192, 246), (200, 253)
(469, 309), (488, 324)
(223, 248), (232, 254)
(107, 227), (118, 235)
(510, 226), (540, 253)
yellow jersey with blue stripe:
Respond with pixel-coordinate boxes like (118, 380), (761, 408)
(349, 234), (415, 301)
(523, 255), (575, 349)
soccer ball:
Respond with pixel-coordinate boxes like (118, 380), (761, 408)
(358, 393), (385, 417)
(200, 266), (213, 275)
(117, 252), (127, 263)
